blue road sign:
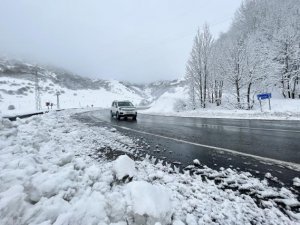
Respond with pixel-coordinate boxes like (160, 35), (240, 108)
(257, 93), (271, 100)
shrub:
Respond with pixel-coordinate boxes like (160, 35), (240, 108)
(8, 105), (15, 110)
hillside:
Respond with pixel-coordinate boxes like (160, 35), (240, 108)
(0, 58), (186, 115)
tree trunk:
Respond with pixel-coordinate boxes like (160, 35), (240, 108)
(217, 80), (223, 106)
(214, 80), (218, 105)
(282, 74), (286, 98)
(247, 82), (252, 110)
(287, 81), (291, 98)
(203, 64), (207, 108)
(291, 76), (297, 99)
(235, 79), (241, 108)
(199, 73), (203, 108)
(284, 43), (290, 98)
(211, 87), (214, 103)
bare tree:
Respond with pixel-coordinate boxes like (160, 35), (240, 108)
(185, 25), (213, 109)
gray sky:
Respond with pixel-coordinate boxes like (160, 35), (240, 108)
(0, 0), (241, 83)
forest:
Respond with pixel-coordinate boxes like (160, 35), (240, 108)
(185, 0), (300, 110)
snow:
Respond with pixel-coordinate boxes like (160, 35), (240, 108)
(173, 220), (185, 225)
(1, 74), (299, 121)
(146, 86), (188, 113)
(293, 177), (300, 187)
(193, 159), (200, 166)
(113, 155), (136, 180)
(0, 77), (143, 116)
(0, 109), (299, 224)
(135, 82), (300, 120)
(143, 98), (300, 120)
(125, 181), (172, 224)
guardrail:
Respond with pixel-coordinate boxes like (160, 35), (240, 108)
(3, 110), (64, 121)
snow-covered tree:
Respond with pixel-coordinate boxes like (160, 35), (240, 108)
(185, 25), (213, 109)
(184, 0), (300, 111)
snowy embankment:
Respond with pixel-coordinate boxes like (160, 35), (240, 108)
(143, 90), (300, 120)
(142, 106), (300, 120)
(0, 77), (143, 116)
(0, 110), (299, 225)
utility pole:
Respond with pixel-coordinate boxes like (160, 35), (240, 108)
(56, 91), (61, 109)
(35, 69), (41, 111)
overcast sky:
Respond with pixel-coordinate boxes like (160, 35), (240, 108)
(0, 0), (241, 83)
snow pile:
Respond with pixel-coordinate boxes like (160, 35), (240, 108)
(146, 86), (188, 113)
(293, 177), (300, 187)
(125, 181), (172, 225)
(114, 155), (136, 180)
(0, 110), (299, 224)
(193, 159), (200, 166)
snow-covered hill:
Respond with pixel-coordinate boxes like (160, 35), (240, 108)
(0, 58), (186, 115)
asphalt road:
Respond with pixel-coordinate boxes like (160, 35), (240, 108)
(74, 109), (300, 188)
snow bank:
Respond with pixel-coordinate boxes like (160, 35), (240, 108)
(146, 86), (188, 113)
(143, 86), (300, 120)
(0, 110), (299, 224)
(143, 98), (300, 120)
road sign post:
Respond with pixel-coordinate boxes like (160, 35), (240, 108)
(257, 93), (272, 112)
(259, 99), (262, 112)
(56, 91), (61, 109)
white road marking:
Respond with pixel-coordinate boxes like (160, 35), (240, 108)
(194, 123), (300, 133)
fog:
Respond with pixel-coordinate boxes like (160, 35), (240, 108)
(0, 0), (241, 83)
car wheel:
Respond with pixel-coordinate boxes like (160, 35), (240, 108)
(110, 111), (113, 117)
(132, 115), (137, 120)
(116, 112), (120, 120)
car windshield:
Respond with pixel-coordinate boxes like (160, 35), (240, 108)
(118, 101), (133, 107)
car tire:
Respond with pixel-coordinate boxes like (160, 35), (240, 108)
(110, 111), (113, 117)
(116, 112), (120, 120)
(132, 115), (137, 120)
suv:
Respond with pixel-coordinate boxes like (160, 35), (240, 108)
(111, 100), (137, 120)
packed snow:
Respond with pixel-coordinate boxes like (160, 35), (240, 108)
(0, 109), (299, 224)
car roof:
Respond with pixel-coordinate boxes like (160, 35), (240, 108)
(114, 100), (131, 102)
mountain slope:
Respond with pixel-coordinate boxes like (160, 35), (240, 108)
(0, 58), (186, 115)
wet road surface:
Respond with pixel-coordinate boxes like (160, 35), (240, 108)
(73, 109), (300, 189)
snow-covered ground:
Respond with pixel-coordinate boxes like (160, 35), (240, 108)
(1, 109), (299, 224)
(2, 73), (300, 121)
(0, 77), (143, 116)
(143, 88), (300, 120)
(146, 86), (188, 113)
